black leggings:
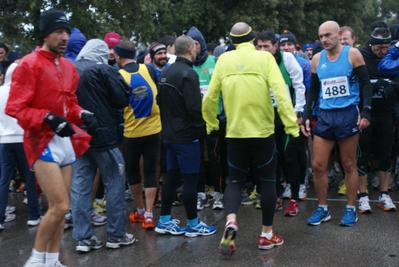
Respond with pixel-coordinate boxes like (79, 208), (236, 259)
(357, 115), (393, 175)
(224, 137), (277, 226)
(123, 133), (161, 188)
(285, 131), (307, 200)
(273, 111), (306, 200)
(161, 170), (198, 220)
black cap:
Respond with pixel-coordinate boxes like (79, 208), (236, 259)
(390, 24), (399, 44)
(279, 31), (297, 46)
(39, 8), (71, 41)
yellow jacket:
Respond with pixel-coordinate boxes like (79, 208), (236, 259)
(202, 42), (299, 138)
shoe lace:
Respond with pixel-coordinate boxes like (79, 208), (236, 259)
(343, 208), (355, 217)
(381, 195), (394, 205)
(198, 221), (207, 227)
(359, 197), (368, 205)
(169, 219), (181, 226)
(313, 208), (325, 217)
(92, 209), (101, 216)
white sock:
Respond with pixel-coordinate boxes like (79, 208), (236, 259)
(95, 198), (104, 204)
(137, 208), (145, 215)
(261, 231), (273, 240)
(45, 252), (59, 267)
(28, 248), (45, 264)
(144, 212), (153, 218)
(319, 205), (328, 210)
(346, 205), (356, 210)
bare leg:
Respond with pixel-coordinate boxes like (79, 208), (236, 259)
(226, 214), (236, 222)
(379, 171), (390, 192)
(261, 225), (272, 233)
(130, 183), (144, 210)
(358, 175), (367, 193)
(312, 136), (335, 205)
(144, 188), (157, 212)
(33, 160), (71, 253)
(338, 134), (359, 206)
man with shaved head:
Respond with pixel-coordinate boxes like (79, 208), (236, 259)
(155, 36), (216, 238)
(203, 22), (299, 255)
(301, 21), (372, 227)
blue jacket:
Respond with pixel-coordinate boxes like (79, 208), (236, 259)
(187, 26), (208, 66)
(65, 28), (87, 63)
(379, 46), (399, 75)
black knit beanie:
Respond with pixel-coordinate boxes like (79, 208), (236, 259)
(279, 31), (297, 45)
(40, 8), (71, 41)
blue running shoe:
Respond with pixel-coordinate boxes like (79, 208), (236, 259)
(339, 207), (358, 226)
(185, 221), (216, 237)
(307, 207), (331, 225)
(155, 219), (185, 235)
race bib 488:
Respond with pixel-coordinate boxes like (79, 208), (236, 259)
(321, 76), (350, 99)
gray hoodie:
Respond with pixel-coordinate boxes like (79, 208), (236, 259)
(76, 38), (109, 64)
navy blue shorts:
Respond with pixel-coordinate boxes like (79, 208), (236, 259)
(314, 105), (359, 140)
(164, 140), (200, 174)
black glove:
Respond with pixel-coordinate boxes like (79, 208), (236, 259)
(284, 135), (300, 164)
(383, 84), (396, 100)
(81, 112), (98, 135)
(391, 77), (399, 90)
(44, 112), (75, 137)
(375, 79), (391, 92)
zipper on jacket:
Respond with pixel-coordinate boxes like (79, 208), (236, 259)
(54, 57), (67, 117)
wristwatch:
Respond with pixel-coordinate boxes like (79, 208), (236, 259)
(295, 111), (302, 118)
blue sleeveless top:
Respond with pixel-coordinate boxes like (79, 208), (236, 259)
(316, 45), (359, 109)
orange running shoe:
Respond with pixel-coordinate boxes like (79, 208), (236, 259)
(129, 211), (144, 223)
(142, 216), (155, 229)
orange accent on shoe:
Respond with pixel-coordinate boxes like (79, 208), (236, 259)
(142, 217), (155, 229)
(129, 211), (144, 223)
(378, 203), (397, 211)
(358, 209), (372, 214)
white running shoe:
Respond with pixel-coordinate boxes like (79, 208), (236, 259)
(299, 184), (307, 200)
(282, 184), (291, 199)
(212, 192), (224, 210)
(378, 194), (396, 211)
(358, 196), (372, 214)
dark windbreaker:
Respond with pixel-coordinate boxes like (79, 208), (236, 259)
(75, 39), (130, 150)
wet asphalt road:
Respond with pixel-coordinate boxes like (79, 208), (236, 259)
(1, 180), (399, 267)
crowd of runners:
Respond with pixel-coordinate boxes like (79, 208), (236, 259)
(1, 7), (399, 267)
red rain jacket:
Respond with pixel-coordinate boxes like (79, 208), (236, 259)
(5, 47), (91, 166)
